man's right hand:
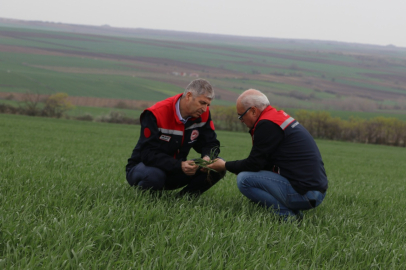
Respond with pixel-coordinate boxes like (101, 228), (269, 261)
(181, 160), (199, 176)
(207, 158), (226, 172)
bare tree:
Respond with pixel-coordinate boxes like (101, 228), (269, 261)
(20, 91), (46, 116)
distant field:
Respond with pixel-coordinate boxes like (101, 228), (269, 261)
(1, 24), (406, 113)
(286, 107), (406, 121)
(1, 114), (406, 268)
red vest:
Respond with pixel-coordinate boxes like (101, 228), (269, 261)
(145, 94), (212, 159)
(147, 93), (211, 136)
(250, 106), (295, 140)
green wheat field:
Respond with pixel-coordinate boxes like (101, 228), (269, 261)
(1, 114), (406, 269)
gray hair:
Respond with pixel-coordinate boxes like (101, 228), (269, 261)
(183, 79), (215, 99)
(239, 89), (270, 111)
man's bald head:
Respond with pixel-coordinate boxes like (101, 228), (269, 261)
(237, 89), (270, 111)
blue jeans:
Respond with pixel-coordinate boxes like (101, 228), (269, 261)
(126, 162), (225, 196)
(237, 170), (326, 217)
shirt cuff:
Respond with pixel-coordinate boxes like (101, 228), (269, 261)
(225, 161), (237, 174)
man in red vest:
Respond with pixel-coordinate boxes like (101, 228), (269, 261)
(126, 79), (225, 198)
(208, 89), (328, 221)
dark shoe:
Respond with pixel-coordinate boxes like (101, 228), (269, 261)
(296, 211), (304, 222)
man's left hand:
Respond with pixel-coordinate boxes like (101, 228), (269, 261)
(207, 158), (226, 172)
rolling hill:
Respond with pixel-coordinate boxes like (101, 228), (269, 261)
(1, 17), (406, 113)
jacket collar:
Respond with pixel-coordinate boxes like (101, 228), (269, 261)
(249, 105), (273, 134)
(172, 93), (184, 125)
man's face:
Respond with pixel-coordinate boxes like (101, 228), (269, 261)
(185, 92), (211, 118)
(237, 102), (256, 129)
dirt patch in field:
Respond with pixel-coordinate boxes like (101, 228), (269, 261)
(345, 77), (406, 95)
(0, 30), (99, 42)
(0, 92), (155, 109)
(143, 76), (239, 102)
(66, 96), (155, 108)
(0, 44), (70, 57)
(362, 73), (406, 84)
(258, 73), (406, 100)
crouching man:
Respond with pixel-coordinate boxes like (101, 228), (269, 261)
(208, 89), (328, 221)
(126, 79), (225, 198)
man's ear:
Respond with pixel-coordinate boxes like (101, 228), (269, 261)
(185, 92), (192, 101)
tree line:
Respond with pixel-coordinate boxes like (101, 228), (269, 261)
(294, 110), (406, 147)
(0, 92), (73, 118)
(0, 92), (139, 125)
(211, 107), (406, 147)
(1, 93), (405, 147)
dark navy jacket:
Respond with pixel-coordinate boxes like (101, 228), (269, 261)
(226, 106), (328, 194)
(126, 94), (220, 174)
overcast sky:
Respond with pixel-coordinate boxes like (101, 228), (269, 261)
(2, 0), (406, 47)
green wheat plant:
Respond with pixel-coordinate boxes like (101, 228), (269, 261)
(193, 146), (221, 172)
(193, 147), (222, 185)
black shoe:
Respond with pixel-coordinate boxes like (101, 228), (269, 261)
(296, 211), (304, 222)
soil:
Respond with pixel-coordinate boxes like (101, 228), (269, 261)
(0, 91), (155, 109)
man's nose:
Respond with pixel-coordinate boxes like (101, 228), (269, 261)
(202, 104), (208, 112)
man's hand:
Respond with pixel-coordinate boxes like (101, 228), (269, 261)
(199, 155), (211, 172)
(182, 160), (199, 176)
(207, 158), (226, 172)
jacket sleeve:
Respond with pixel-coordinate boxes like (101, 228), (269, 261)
(193, 111), (221, 158)
(139, 111), (183, 173)
(225, 120), (283, 174)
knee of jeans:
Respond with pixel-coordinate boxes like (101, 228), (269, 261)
(236, 172), (250, 190)
(303, 191), (325, 208)
(315, 191), (326, 207)
(138, 174), (165, 190)
(141, 166), (166, 189)
(126, 168), (140, 186)
(138, 178), (165, 190)
(150, 166), (166, 180)
(127, 164), (166, 189)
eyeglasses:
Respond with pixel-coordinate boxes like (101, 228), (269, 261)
(238, 107), (252, 121)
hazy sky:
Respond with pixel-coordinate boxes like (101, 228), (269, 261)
(2, 0), (406, 47)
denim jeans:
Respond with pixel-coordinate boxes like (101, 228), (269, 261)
(126, 162), (225, 196)
(237, 170), (326, 217)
